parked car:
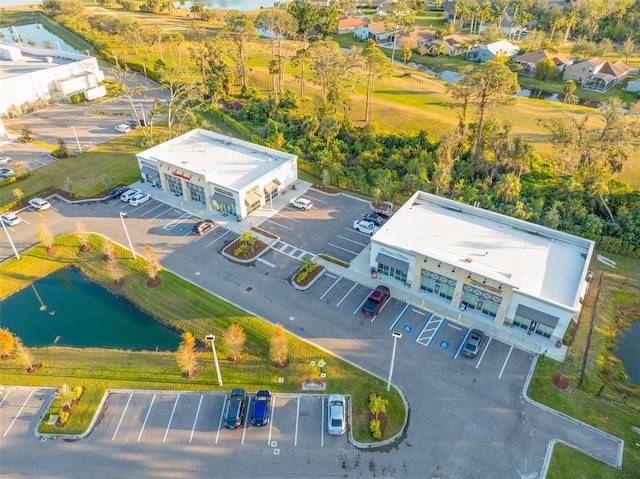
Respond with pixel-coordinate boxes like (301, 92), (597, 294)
(1, 212), (21, 226)
(327, 394), (346, 435)
(128, 193), (151, 206)
(353, 220), (379, 235)
(192, 219), (214, 236)
(251, 390), (271, 427)
(461, 329), (485, 358)
(114, 124), (131, 133)
(120, 189), (141, 202)
(224, 388), (247, 429)
(28, 197), (51, 211)
(108, 187), (128, 199)
(361, 285), (391, 315)
(289, 197), (313, 210)
(363, 213), (385, 227)
(126, 118), (146, 129)
(0, 167), (16, 179)
(373, 201), (394, 219)
(0, 156), (11, 165)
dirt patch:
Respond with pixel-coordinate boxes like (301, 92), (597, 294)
(223, 238), (269, 260)
(27, 362), (43, 373)
(79, 244), (92, 254)
(251, 226), (277, 239)
(552, 373), (570, 390)
(146, 277), (161, 288)
(45, 245), (58, 255)
(311, 184), (339, 194)
(294, 265), (325, 287)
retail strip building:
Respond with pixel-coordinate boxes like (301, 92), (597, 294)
(370, 191), (594, 346)
(136, 129), (298, 220)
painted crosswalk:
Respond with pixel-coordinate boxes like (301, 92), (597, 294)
(271, 240), (314, 261)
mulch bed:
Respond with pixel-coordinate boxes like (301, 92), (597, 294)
(224, 238), (269, 260)
(369, 412), (388, 437)
(79, 244), (92, 254)
(146, 277), (161, 288)
(27, 362), (43, 373)
(311, 185), (339, 194)
(294, 265), (325, 287)
(251, 226), (277, 239)
(552, 373), (570, 390)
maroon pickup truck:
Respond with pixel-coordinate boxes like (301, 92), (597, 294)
(361, 286), (391, 315)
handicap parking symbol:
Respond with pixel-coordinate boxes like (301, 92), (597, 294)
(440, 340), (450, 349)
(403, 325), (412, 333)
(179, 227), (185, 232)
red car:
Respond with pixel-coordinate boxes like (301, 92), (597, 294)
(361, 286), (391, 315)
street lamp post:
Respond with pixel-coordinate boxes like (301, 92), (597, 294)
(71, 126), (82, 154)
(206, 334), (223, 386)
(139, 104), (147, 126)
(1, 219), (20, 260)
(386, 332), (402, 392)
(119, 211), (136, 260)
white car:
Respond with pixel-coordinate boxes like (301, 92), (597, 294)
(327, 394), (346, 435)
(0, 156), (11, 165)
(0, 167), (16, 179)
(29, 198), (51, 211)
(115, 124), (131, 133)
(1, 212), (21, 226)
(353, 220), (379, 235)
(289, 197), (313, 210)
(128, 192), (150, 206)
(120, 189), (141, 202)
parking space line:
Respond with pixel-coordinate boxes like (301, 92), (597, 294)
(304, 195), (327, 204)
(137, 202), (165, 218)
(417, 314), (446, 347)
(320, 397), (324, 448)
(137, 393), (156, 442)
(275, 213), (301, 223)
(498, 345), (514, 379)
(453, 329), (470, 359)
(257, 257), (277, 268)
(149, 207), (174, 221)
(267, 396), (276, 446)
(163, 212), (191, 230)
(295, 396), (300, 447)
(476, 337), (492, 369)
(189, 394), (203, 444)
(241, 396), (252, 445)
(335, 235), (367, 247)
(412, 308), (426, 316)
(112, 392), (132, 441)
(265, 218), (293, 230)
(327, 243), (359, 255)
(163, 394), (180, 443)
(215, 395), (228, 444)
(0, 388), (12, 407)
(206, 230), (230, 247)
(337, 283), (358, 307)
(3, 390), (33, 438)
(390, 304), (410, 331)
(320, 276), (341, 299)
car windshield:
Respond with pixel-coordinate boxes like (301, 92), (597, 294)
(331, 418), (342, 427)
(466, 343), (477, 351)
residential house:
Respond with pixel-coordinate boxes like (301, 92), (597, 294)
(466, 39), (520, 62)
(335, 15), (369, 35)
(395, 28), (436, 49)
(625, 76), (640, 93)
(511, 50), (574, 76)
(377, 0), (409, 15)
(354, 21), (393, 42)
(425, 34), (472, 56)
(563, 57), (631, 92)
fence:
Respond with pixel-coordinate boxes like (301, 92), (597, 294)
(578, 381), (640, 413)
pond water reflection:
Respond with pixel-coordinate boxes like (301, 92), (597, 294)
(1, 268), (180, 351)
(0, 22), (77, 52)
(613, 320), (640, 385)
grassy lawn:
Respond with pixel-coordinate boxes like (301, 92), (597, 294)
(0, 234), (405, 442)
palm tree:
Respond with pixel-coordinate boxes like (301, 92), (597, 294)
(563, 10), (578, 45)
(154, 26), (163, 62)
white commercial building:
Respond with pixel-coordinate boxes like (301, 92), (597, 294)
(135, 129), (298, 220)
(369, 191), (594, 346)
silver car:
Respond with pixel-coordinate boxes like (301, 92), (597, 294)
(327, 394), (346, 435)
(462, 329), (485, 358)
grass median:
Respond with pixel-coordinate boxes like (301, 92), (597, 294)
(0, 233), (405, 442)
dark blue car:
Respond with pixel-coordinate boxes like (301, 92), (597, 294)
(108, 187), (127, 199)
(251, 390), (271, 427)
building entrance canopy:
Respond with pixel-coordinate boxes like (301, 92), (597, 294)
(376, 252), (409, 273)
(213, 192), (235, 206)
(515, 304), (559, 328)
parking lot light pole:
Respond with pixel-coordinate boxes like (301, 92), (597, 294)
(386, 332), (402, 392)
(206, 334), (223, 386)
(1, 219), (20, 260)
(119, 211), (136, 260)
(71, 126), (82, 154)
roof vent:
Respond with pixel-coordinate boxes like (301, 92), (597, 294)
(464, 257), (473, 263)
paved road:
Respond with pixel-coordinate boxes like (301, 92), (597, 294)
(0, 192), (623, 479)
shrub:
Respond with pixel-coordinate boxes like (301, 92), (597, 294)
(369, 419), (382, 439)
(57, 410), (69, 425)
(295, 271), (308, 283)
(234, 244), (248, 256)
(72, 386), (84, 401)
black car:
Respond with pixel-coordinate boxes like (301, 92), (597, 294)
(224, 388), (247, 429)
(192, 219), (214, 235)
(126, 118), (146, 129)
(363, 213), (385, 227)
(108, 186), (128, 199)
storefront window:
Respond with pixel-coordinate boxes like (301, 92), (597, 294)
(187, 182), (206, 204)
(165, 174), (183, 196)
(461, 285), (501, 317)
(420, 271), (456, 300)
(377, 263), (407, 283)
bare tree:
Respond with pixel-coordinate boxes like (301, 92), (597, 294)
(223, 324), (246, 362)
(176, 332), (199, 378)
(269, 323), (289, 368)
(0, 328), (15, 357)
(220, 15), (258, 93)
(144, 245), (162, 282)
(75, 220), (90, 252)
(36, 215), (54, 252)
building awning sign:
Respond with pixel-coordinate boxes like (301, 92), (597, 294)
(171, 170), (192, 181)
(515, 304), (559, 328)
(212, 192), (235, 206)
(376, 252), (409, 273)
(245, 191), (262, 206)
(141, 166), (159, 179)
(264, 179), (281, 194)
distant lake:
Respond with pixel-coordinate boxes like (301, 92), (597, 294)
(1, 0), (281, 9)
(0, 23), (77, 52)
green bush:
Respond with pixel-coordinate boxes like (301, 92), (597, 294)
(72, 386), (84, 401)
(58, 410), (69, 425)
(295, 271), (308, 283)
(233, 244), (248, 256)
(70, 93), (84, 104)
